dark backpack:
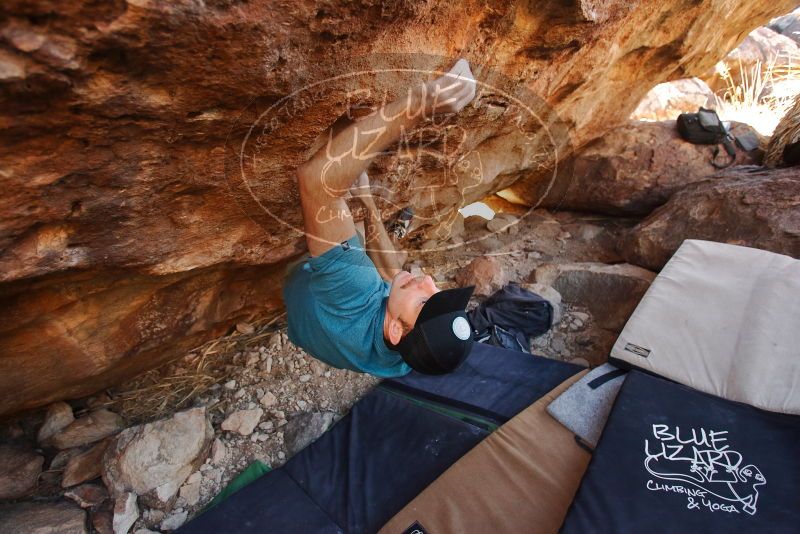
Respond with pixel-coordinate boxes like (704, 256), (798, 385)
(676, 107), (737, 169)
(468, 282), (554, 353)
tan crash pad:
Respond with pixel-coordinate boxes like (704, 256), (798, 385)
(380, 371), (590, 534)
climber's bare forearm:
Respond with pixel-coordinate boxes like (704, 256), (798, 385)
(296, 59), (475, 257)
(361, 198), (407, 281)
(297, 87), (424, 198)
(297, 89), (425, 257)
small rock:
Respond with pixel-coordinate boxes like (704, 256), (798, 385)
(50, 448), (83, 471)
(257, 434), (269, 442)
(0, 445), (44, 499)
(134, 530), (160, 534)
(37, 401), (75, 445)
(221, 408), (263, 436)
(179, 474), (201, 507)
(486, 216), (516, 234)
(454, 256), (508, 297)
(283, 412), (335, 456)
(259, 421), (273, 431)
(267, 333), (282, 351)
(259, 391), (278, 408)
(210, 438), (226, 465)
(112, 492), (138, 534)
(234, 388), (246, 399)
(323, 371), (331, 378)
(277, 451), (285, 460)
(245, 352), (260, 367)
(160, 509), (188, 531)
(299, 374), (312, 383)
(235, 322), (255, 335)
(223, 380), (237, 390)
(310, 361), (326, 377)
(0, 501), (87, 534)
(47, 409), (124, 450)
(551, 334), (567, 353)
(64, 482), (108, 509)
(296, 400), (308, 410)
(62, 439), (109, 487)
(255, 388), (265, 398)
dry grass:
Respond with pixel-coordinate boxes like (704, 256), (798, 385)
(713, 57), (800, 136)
(106, 313), (286, 424)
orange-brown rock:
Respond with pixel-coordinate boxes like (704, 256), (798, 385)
(0, 1), (794, 416)
(621, 166), (800, 271)
(533, 120), (763, 216)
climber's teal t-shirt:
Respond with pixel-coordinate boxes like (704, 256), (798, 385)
(283, 234), (411, 378)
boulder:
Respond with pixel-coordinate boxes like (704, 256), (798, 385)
(705, 26), (800, 94)
(220, 408), (263, 436)
(37, 401), (75, 445)
(259, 391), (278, 408)
(47, 409), (124, 450)
(64, 482), (109, 509)
(283, 412), (336, 457)
(769, 8), (800, 44)
(0, 445), (43, 499)
(534, 120), (763, 216)
(454, 256), (509, 297)
(535, 263), (656, 332)
(630, 78), (714, 121)
(621, 166), (800, 270)
(0, 501), (87, 534)
(112, 492), (138, 534)
(0, 0), (794, 418)
(103, 407), (212, 510)
(62, 439), (110, 488)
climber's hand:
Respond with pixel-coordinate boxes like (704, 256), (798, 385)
(421, 58), (476, 116)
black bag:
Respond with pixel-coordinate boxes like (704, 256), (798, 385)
(468, 282), (554, 353)
(676, 107), (737, 168)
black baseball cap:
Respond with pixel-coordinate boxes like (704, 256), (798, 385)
(394, 286), (475, 375)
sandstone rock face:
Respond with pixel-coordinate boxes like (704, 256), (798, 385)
(0, 445), (43, 499)
(630, 78), (714, 122)
(534, 121), (763, 216)
(621, 166), (800, 270)
(0, 501), (87, 534)
(103, 407), (212, 510)
(0, 0), (794, 416)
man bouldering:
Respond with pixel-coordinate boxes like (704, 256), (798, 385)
(284, 59), (478, 377)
